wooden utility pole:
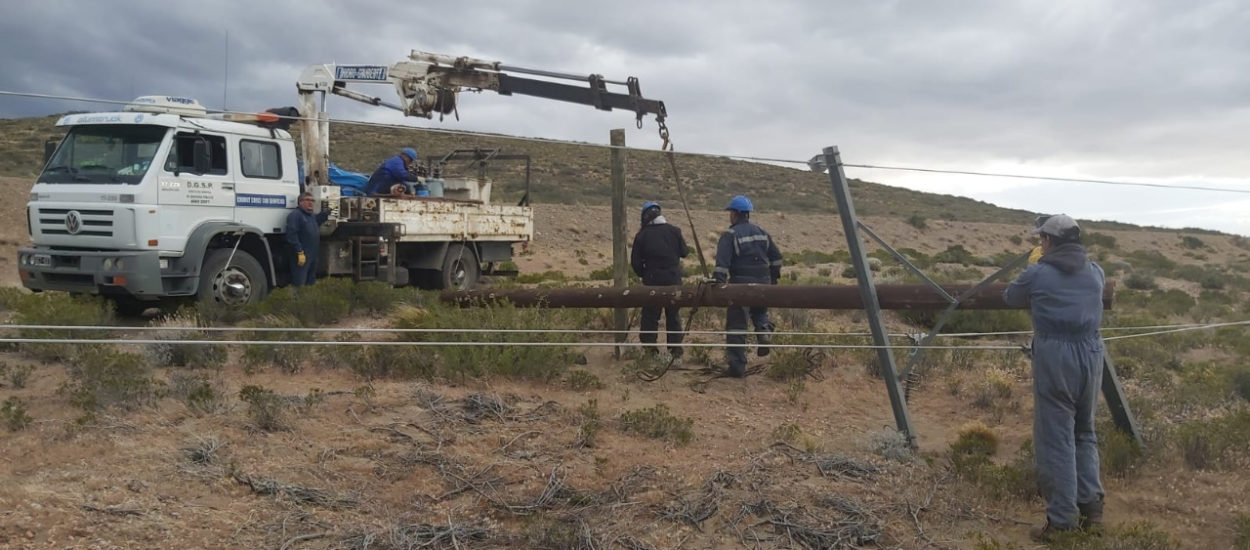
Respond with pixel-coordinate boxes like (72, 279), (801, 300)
(610, 129), (628, 358)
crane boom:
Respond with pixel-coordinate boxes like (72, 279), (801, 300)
(296, 50), (668, 185)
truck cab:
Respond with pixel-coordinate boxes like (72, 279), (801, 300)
(19, 96), (298, 309)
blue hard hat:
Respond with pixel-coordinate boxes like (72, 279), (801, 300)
(725, 195), (753, 212)
(401, 147), (418, 161)
(641, 201), (660, 212)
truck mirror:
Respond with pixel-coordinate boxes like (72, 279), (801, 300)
(43, 138), (59, 164)
(192, 139), (210, 174)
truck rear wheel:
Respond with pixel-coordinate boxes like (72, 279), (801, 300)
(199, 248), (268, 306)
(439, 244), (479, 290)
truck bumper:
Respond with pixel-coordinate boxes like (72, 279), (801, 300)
(17, 248), (172, 299)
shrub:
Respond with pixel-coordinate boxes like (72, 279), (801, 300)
(1174, 409), (1250, 470)
(1123, 272), (1157, 291)
(970, 369), (1014, 410)
(1083, 232), (1117, 249)
(515, 270), (568, 284)
(2, 397), (33, 431)
(145, 310), (228, 369)
(1046, 521), (1179, 549)
(346, 344), (437, 381)
(395, 301), (592, 382)
(168, 371), (226, 415)
(1125, 250), (1177, 273)
(1234, 369), (1250, 403)
(950, 421), (999, 462)
(352, 281), (420, 317)
(906, 213), (927, 230)
(619, 404), (693, 445)
(239, 314), (310, 373)
(2, 363), (34, 389)
(1009, 235), (1023, 246)
(869, 428), (913, 462)
(566, 369), (604, 391)
(14, 292), (114, 362)
(772, 422), (821, 453)
(238, 385), (289, 431)
(1235, 513), (1250, 550)
(1146, 289), (1194, 318)
(245, 282), (352, 326)
(784, 249), (850, 266)
(576, 399), (601, 447)
(60, 349), (157, 412)
(1180, 235), (1206, 249)
(1098, 421), (1144, 478)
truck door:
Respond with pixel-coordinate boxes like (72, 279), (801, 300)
(234, 138), (297, 232)
(158, 131), (235, 252)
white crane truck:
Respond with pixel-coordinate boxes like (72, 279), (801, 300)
(17, 51), (667, 312)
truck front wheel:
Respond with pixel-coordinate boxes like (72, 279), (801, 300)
(198, 249), (268, 306)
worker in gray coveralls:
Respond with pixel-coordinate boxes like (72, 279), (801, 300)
(1003, 213), (1105, 541)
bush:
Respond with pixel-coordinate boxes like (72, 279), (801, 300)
(1180, 235), (1206, 249)
(239, 314), (310, 373)
(1146, 289), (1194, 318)
(1123, 272), (1157, 291)
(395, 302), (592, 382)
(1, 363), (34, 389)
(784, 249), (850, 266)
(566, 369), (604, 391)
(1235, 513), (1250, 550)
(970, 369), (1014, 410)
(515, 270), (568, 284)
(1046, 521), (1179, 549)
(61, 349), (157, 412)
(2, 397), (33, 431)
(619, 404), (693, 445)
(245, 282), (352, 326)
(906, 213), (927, 230)
(1083, 232), (1117, 249)
(575, 399), (601, 447)
(238, 385), (289, 431)
(1125, 250), (1177, 273)
(168, 372), (226, 415)
(145, 311), (228, 369)
(346, 344), (437, 381)
(351, 281), (420, 317)
(14, 292), (114, 362)
(1174, 409), (1250, 470)
(1098, 421), (1144, 477)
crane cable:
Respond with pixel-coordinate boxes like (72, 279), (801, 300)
(636, 124), (717, 382)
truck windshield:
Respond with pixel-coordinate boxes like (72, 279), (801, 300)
(40, 124), (167, 184)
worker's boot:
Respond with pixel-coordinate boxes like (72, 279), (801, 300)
(1078, 499), (1104, 532)
(757, 330), (772, 357)
(1028, 521), (1055, 543)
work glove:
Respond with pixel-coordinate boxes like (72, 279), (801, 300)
(1028, 246), (1043, 264)
(297, 251), (307, 267)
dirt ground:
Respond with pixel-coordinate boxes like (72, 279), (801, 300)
(1, 174), (1247, 549)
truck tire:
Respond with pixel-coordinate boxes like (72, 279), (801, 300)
(438, 244), (479, 290)
(198, 248), (268, 307)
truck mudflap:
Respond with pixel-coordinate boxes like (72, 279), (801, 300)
(18, 247), (166, 297)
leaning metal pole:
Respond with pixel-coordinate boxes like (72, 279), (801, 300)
(823, 145), (916, 447)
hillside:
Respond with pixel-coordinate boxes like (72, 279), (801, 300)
(1, 113), (1249, 549)
(0, 114), (1041, 225)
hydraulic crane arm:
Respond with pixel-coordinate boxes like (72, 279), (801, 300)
(296, 50), (668, 185)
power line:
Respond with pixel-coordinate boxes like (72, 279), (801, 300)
(841, 163), (1250, 195)
(6, 89), (1246, 197)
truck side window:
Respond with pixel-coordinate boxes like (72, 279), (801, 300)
(240, 140), (282, 179)
(165, 132), (227, 175)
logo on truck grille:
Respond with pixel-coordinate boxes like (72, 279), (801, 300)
(65, 210), (82, 235)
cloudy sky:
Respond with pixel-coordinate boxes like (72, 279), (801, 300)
(3, 0), (1248, 233)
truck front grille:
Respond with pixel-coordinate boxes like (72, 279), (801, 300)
(36, 208), (114, 237)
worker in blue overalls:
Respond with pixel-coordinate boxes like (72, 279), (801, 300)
(712, 195), (782, 377)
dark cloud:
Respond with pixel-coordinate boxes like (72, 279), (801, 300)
(2, 0), (1248, 232)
